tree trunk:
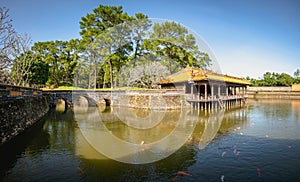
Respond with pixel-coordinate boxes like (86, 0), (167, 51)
(94, 64), (97, 89)
(109, 59), (113, 89)
(133, 40), (140, 66)
(88, 59), (92, 89)
(75, 69), (78, 87)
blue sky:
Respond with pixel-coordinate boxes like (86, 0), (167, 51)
(2, 0), (299, 78)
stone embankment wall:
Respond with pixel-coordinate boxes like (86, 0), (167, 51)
(113, 93), (187, 109)
(247, 86), (300, 99)
(247, 86), (292, 92)
(0, 95), (49, 145)
(292, 84), (300, 91)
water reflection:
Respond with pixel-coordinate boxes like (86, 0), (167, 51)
(197, 111), (224, 149)
(74, 106), (199, 164)
(72, 106), (250, 180)
(0, 118), (49, 180)
(77, 144), (197, 181)
(291, 101), (300, 122)
(2, 100), (300, 181)
(74, 104), (251, 165)
(245, 100), (300, 139)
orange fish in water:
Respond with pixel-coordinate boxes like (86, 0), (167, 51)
(172, 171), (192, 181)
(177, 171), (192, 176)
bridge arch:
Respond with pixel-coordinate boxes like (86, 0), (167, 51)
(96, 98), (111, 112)
(55, 98), (69, 113)
(44, 90), (114, 109)
(97, 98), (111, 107)
(73, 96), (90, 113)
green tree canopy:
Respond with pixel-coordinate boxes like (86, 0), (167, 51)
(293, 68), (300, 84)
(80, 5), (132, 44)
(32, 39), (80, 88)
(6, 5), (214, 89)
(276, 73), (294, 86)
(247, 71), (297, 86)
(79, 5), (134, 88)
(147, 21), (211, 73)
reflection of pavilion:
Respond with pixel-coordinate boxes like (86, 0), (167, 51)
(192, 107), (248, 149)
(158, 67), (251, 110)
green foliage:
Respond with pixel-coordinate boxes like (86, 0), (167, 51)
(131, 13), (151, 60)
(294, 69), (300, 78)
(293, 69), (300, 84)
(294, 78), (300, 84)
(32, 39), (80, 88)
(79, 5), (133, 88)
(262, 72), (277, 86)
(80, 5), (132, 44)
(277, 73), (294, 86)
(247, 71), (297, 86)
(28, 56), (49, 86)
(78, 5), (212, 89)
(4, 4), (298, 90)
(148, 21), (211, 73)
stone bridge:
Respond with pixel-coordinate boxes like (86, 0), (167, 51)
(43, 90), (125, 108)
(42, 89), (185, 110)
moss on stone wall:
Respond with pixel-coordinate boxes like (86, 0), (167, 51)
(0, 95), (49, 145)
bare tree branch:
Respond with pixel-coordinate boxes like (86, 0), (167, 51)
(0, 7), (17, 83)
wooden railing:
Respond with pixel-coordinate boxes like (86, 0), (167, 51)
(186, 94), (248, 101)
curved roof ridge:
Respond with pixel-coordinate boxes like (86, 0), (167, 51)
(157, 67), (251, 85)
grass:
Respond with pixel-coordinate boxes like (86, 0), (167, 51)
(40, 86), (151, 91)
(40, 86), (84, 91)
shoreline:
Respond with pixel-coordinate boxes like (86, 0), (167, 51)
(247, 91), (300, 100)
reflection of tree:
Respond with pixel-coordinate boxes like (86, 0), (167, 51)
(0, 116), (49, 179)
(25, 125), (50, 153)
(101, 107), (180, 144)
(44, 109), (76, 152)
(75, 105), (199, 164)
(75, 107), (199, 180)
(74, 106), (251, 180)
(77, 132), (197, 182)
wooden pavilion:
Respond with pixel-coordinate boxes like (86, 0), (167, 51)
(157, 67), (251, 110)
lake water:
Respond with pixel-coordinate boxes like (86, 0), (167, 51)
(1, 99), (300, 181)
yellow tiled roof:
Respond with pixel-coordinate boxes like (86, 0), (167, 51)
(157, 67), (251, 85)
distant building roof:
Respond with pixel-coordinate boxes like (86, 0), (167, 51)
(157, 67), (251, 85)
